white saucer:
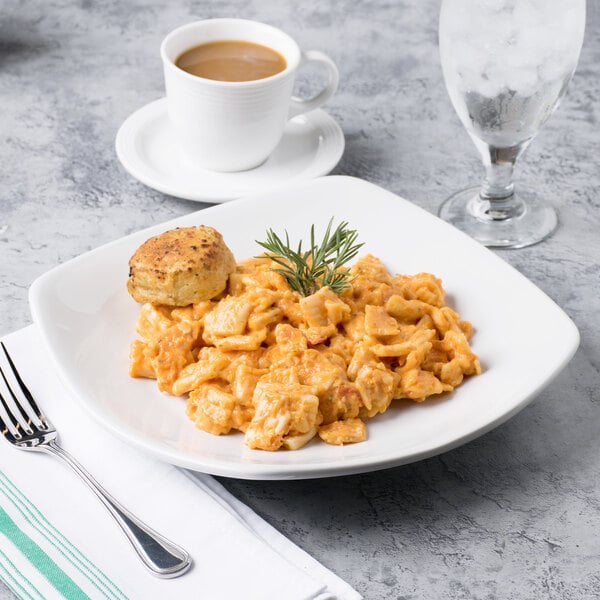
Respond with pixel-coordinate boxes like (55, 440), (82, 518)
(115, 98), (345, 203)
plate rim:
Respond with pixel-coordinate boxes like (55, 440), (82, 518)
(29, 175), (580, 479)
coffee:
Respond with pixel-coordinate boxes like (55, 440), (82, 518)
(162, 19), (338, 171)
(175, 40), (287, 82)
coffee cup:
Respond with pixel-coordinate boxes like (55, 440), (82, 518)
(160, 18), (339, 172)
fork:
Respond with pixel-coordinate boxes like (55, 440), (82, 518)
(0, 341), (192, 578)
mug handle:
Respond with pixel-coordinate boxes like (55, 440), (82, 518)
(289, 50), (339, 119)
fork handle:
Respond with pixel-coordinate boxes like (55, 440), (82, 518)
(42, 440), (192, 578)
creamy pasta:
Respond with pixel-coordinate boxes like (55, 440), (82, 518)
(129, 254), (481, 451)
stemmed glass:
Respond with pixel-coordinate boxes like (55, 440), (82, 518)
(438, 0), (586, 248)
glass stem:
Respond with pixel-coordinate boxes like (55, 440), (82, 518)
(481, 155), (514, 199)
(476, 143), (528, 221)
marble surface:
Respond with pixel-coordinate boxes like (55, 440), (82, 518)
(1, 0), (600, 598)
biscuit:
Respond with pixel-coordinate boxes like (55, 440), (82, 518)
(127, 226), (236, 306)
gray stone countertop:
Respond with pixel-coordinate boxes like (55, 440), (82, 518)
(1, 1), (600, 598)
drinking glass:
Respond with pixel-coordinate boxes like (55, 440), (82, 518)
(438, 0), (586, 248)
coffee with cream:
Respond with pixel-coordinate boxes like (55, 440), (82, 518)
(175, 40), (287, 82)
(161, 19), (339, 171)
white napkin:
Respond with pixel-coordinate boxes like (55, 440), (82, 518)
(0, 326), (362, 600)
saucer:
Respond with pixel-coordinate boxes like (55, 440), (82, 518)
(115, 98), (345, 203)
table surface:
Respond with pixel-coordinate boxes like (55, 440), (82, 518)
(2, 1), (599, 598)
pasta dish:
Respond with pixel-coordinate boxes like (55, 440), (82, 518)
(128, 226), (481, 451)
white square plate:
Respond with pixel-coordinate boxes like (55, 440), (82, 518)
(29, 176), (579, 479)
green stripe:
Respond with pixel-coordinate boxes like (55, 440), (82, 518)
(0, 548), (40, 600)
(0, 472), (127, 600)
(0, 506), (89, 600)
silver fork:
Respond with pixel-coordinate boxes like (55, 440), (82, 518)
(0, 341), (192, 578)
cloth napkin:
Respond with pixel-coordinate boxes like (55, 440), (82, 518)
(0, 326), (362, 600)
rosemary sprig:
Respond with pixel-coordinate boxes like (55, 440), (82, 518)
(256, 218), (364, 296)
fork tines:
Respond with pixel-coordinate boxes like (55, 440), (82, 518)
(0, 342), (51, 441)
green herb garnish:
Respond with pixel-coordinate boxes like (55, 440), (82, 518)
(256, 218), (364, 296)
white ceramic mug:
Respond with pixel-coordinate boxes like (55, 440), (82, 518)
(160, 18), (339, 172)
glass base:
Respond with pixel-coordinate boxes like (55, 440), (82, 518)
(438, 186), (558, 249)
